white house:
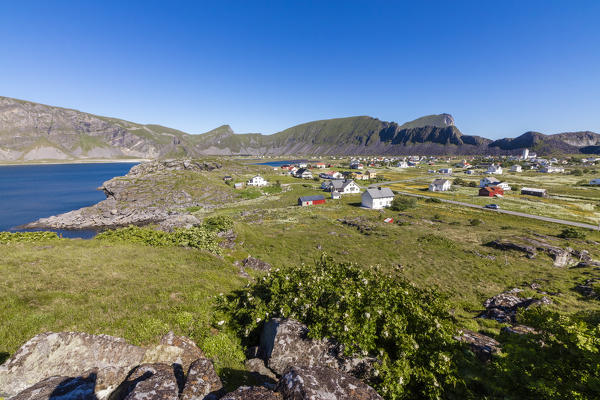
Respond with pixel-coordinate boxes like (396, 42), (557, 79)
(510, 165), (522, 172)
(590, 179), (600, 185)
(522, 148), (529, 159)
(397, 161), (409, 168)
(439, 168), (452, 174)
(496, 182), (512, 191)
(480, 177), (501, 187)
(361, 187), (394, 209)
(324, 179), (361, 194)
(247, 175), (268, 187)
(295, 168), (313, 179)
(429, 179), (451, 192)
(486, 164), (503, 174)
(540, 166), (564, 173)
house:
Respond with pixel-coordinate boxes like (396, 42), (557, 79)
(479, 177), (500, 187)
(522, 148), (530, 159)
(397, 161), (409, 168)
(330, 179), (361, 194)
(298, 195), (326, 206)
(510, 165), (522, 172)
(439, 168), (452, 174)
(479, 186), (504, 197)
(314, 162), (326, 169)
(295, 168), (313, 179)
(234, 182), (244, 189)
(540, 166), (564, 173)
(365, 170), (377, 179)
(350, 161), (364, 169)
(354, 172), (369, 180)
(330, 171), (343, 179)
(297, 162), (308, 168)
(331, 191), (341, 199)
(486, 164), (503, 174)
(455, 160), (471, 168)
(464, 170), (475, 175)
(223, 176), (233, 182)
(590, 179), (600, 185)
(429, 179), (451, 192)
(361, 187), (394, 209)
(247, 175), (268, 187)
(496, 182), (512, 191)
(521, 187), (547, 197)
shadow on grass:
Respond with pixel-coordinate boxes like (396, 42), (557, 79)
(348, 202), (363, 208)
(0, 352), (9, 364)
(220, 367), (276, 392)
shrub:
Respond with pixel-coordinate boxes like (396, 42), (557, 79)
(469, 218), (482, 226)
(571, 169), (584, 176)
(0, 231), (59, 244)
(453, 177), (466, 186)
(216, 255), (463, 399)
(96, 225), (222, 254)
(558, 227), (587, 239)
(390, 196), (417, 211)
(426, 197), (442, 203)
(467, 181), (478, 188)
(488, 308), (600, 399)
(204, 215), (234, 232)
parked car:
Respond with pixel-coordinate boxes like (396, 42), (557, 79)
(485, 204), (501, 209)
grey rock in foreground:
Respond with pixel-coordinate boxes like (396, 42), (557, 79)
(10, 374), (97, 400)
(221, 386), (282, 400)
(454, 329), (501, 362)
(109, 363), (179, 400)
(275, 365), (383, 400)
(260, 319), (376, 379)
(479, 288), (552, 324)
(0, 332), (146, 398)
(180, 358), (223, 400)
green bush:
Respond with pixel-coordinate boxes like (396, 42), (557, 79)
(0, 231), (59, 244)
(204, 215), (234, 232)
(96, 225), (222, 254)
(390, 196), (417, 211)
(469, 218), (482, 226)
(487, 308), (600, 399)
(217, 255), (463, 400)
(571, 169), (584, 176)
(558, 227), (587, 239)
(453, 177), (466, 186)
(425, 197), (442, 203)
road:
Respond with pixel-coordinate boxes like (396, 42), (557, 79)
(367, 179), (600, 231)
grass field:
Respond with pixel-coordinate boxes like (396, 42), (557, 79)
(2, 158), (600, 389)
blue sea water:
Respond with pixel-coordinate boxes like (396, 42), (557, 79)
(254, 159), (308, 167)
(0, 162), (137, 238)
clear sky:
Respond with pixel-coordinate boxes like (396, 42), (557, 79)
(1, 1), (599, 138)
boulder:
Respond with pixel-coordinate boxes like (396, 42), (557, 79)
(158, 215), (201, 232)
(479, 288), (552, 323)
(245, 358), (277, 385)
(242, 256), (272, 271)
(142, 331), (205, 374)
(454, 330), (500, 362)
(0, 332), (146, 398)
(109, 363), (179, 400)
(275, 366), (383, 400)
(10, 374), (97, 400)
(180, 358), (223, 400)
(221, 386), (281, 400)
(259, 319), (339, 375)
(501, 325), (539, 335)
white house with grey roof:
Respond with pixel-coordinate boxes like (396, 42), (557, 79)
(323, 179), (361, 194)
(429, 179), (451, 192)
(361, 187), (394, 209)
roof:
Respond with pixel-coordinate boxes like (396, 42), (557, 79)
(482, 177), (500, 183)
(432, 179), (450, 185)
(481, 186), (503, 192)
(364, 187), (394, 199)
(299, 195), (325, 202)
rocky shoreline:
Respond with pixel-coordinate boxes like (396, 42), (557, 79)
(22, 160), (224, 231)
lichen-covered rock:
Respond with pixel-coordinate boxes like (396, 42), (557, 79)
(180, 358), (223, 400)
(143, 331), (205, 375)
(260, 319), (339, 376)
(479, 288), (552, 323)
(109, 363), (179, 400)
(275, 366), (383, 400)
(10, 374), (97, 400)
(221, 386), (281, 400)
(245, 358), (277, 385)
(501, 325), (539, 335)
(242, 256), (272, 271)
(158, 215), (201, 232)
(0, 332), (146, 398)
(454, 330), (501, 362)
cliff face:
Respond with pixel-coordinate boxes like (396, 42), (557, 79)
(2, 95), (600, 158)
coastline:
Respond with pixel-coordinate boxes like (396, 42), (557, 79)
(0, 158), (150, 166)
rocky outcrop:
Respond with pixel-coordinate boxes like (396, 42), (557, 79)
(488, 236), (594, 267)
(0, 332), (146, 398)
(22, 160), (225, 230)
(259, 319), (376, 380)
(275, 366), (383, 400)
(454, 330), (501, 362)
(242, 256), (272, 271)
(109, 363), (180, 400)
(180, 358), (223, 400)
(479, 288), (552, 324)
(221, 386), (282, 400)
(9, 374), (97, 400)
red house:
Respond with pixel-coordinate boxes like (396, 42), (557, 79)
(298, 195), (326, 206)
(479, 186), (504, 197)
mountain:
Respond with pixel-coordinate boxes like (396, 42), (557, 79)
(1, 95), (600, 159)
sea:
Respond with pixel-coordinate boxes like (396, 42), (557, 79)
(254, 159), (308, 167)
(0, 162), (138, 238)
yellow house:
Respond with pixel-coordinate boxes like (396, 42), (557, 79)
(366, 170), (377, 179)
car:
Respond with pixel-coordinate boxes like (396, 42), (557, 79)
(485, 204), (501, 210)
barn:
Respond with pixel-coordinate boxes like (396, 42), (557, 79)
(298, 195), (326, 206)
(479, 186), (504, 197)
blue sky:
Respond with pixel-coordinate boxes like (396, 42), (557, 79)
(1, 1), (599, 138)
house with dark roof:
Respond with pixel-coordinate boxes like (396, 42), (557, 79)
(429, 179), (451, 192)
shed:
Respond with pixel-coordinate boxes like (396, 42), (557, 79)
(298, 195), (326, 206)
(521, 187), (547, 197)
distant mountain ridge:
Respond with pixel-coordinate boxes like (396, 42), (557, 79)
(0, 96), (599, 160)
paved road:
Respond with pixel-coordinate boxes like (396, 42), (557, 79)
(367, 179), (600, 231)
